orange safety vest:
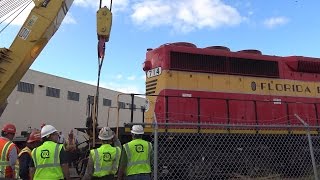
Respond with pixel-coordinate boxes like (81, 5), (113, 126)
(0, 137), (17, 178)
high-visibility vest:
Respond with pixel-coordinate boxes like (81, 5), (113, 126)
(18, 146), (31, 157)
(91, 144), (121, 177)
(32, 141), (64, 180)
(0, 137), (17, 178)
(16, 147), (32, 179)
(123, 139), (152, 176)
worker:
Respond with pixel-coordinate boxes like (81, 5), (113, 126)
(58, 131), (65, 144)
(29, 124), (70, 180)
(64, 129), (78, 167)
(0, 123), (18, 179)
(40, 123), (46, 129)
(82, 127), (121, 180)
(119, 125), (152, 180)
(17, 130), (42, 180)
(65, 130), (77, 152)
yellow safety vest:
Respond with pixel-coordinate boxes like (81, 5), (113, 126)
(18, 147), (31, 157)
(123, 139), (152, 176)
(15, 146), (32, 179)
(91, 144), (121, 177)
(32, 141), (63, 180)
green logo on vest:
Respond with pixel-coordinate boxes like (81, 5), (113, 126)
(41, 150), (50, 158)
(135, 144), (144, 153)
(103, 152), (111, 162)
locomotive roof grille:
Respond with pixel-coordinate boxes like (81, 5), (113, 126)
(170, 52), (279, 78)
(297, 60), (320, 73)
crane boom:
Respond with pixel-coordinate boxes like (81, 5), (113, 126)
(0, 0), (74, 113)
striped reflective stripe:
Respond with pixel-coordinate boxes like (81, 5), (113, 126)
(1, 142), (12, 161)
(18, 147), (31, 157)
(124, 144), (131, 161)
(0, 141), (12, 177)
(36, 163), (61, 168)
(148, 142), (152, 163)
(33, 144), (61, 169)
(93, 149), (102, 171)
(94, 147), (120, 172)
(112, 147), (120, 171)
(125, 142), (151, 167)
(127, 160), (149, 167)
(0, 162), (9, 166)
(32, 148), (38, 168)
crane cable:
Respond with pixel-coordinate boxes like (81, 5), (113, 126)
(94, 0), (112, 136)
(0, 0), (30, 20)
(99, 0), (112, 10)
(0, 0), (32, 34)
(92, 0), (113, 148)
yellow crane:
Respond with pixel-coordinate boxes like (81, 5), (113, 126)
(0, 0), (112, 119)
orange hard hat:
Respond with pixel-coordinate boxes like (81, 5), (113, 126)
(27, 131), (41, 143)
(2, 123), (16, 134)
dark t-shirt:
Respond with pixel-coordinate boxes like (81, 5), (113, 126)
(19, 152), (32, 180)
(29, 147), (68, 167)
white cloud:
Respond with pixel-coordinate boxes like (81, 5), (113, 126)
(81, 80), (145, 94)
(2, 0), (243, 33)
(74, 0), (98, 8)
(130, 0), (244, 33)
(74, 0), (129, 12)
(107, 84), (144, 94)
(111, 0), (130, 12)
(115, 74), (123, 79)
(127, 75), (136, 81)
(62, 13), (77, 24)
(131, 1), (172, 26)
(263, 16), (289, 28)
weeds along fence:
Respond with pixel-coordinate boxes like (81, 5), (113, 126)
(126, 118), (320, 180)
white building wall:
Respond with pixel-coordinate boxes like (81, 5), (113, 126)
(0, 70), (146, 136)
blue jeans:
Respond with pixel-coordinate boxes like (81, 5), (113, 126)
(125, 174), (151, 180)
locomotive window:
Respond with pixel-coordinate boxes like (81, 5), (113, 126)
(229, 58), (279, 77)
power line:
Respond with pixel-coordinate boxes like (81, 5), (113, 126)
(0, 0), (27, 18)
(0, 0), (32, 34)
(0, 0), (30, 25)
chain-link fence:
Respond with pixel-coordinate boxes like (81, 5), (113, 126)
(127, 116), (320, 180)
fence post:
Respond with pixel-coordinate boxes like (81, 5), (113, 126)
(295, 114), (319, 180)
(153, 113), (158, 180)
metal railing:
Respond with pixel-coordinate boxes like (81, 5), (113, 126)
(126, 115), (320, 180)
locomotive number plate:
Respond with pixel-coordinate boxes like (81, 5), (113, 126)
(147, 67), (162, 78)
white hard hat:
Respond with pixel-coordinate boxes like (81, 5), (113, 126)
(41, 125), (58, 138)
(131, 125), (144, 134)
(98, 127), (115, 140)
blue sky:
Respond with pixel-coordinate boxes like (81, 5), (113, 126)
(1, 0), (320, 94)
